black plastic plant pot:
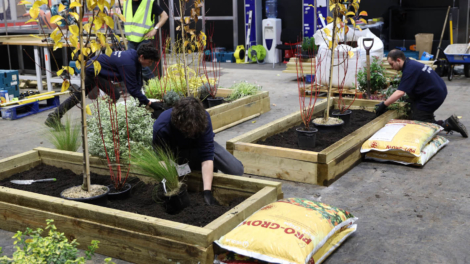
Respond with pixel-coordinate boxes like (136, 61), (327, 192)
(107, 183), (132, 200)
(60, 186), (110, 206)
(296, 127), (318, 149)
(207, 97), (224, 108)
(331, 110), (352, 126)
(313, 119), (345, 133)
(158, 183), (191, 215)
(201, 98), (210, 109)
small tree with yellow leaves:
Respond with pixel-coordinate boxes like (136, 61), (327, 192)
(20, 0), (125, 192)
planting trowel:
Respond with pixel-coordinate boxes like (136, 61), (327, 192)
(10, 178), (56, 185)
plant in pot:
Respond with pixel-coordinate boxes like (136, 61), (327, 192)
(294, 49), (321, 149)
(88, 97), (155, 200)
(27, 0), (126, 204)
(301, 37), (318, 58)
(313, 0), (367, 131)
(357, 56), (387, 98)
(131, 146), (190, 215)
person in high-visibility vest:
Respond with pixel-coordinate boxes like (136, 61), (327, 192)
(124, 0), (168, 81)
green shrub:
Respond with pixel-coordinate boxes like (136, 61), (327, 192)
(357, 56), (387, 94)
(144, 77), (187, 99)
(0, 219), (114, 264)
(228, 81), (262, 101)
(301, 37), (318, 52)
(46, 115), (81, 152)
(88, 97), (154, 162)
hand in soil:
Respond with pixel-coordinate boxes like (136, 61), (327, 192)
(204, 190), (219, 205)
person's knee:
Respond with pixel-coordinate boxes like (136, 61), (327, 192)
(232, 159), (244, 176)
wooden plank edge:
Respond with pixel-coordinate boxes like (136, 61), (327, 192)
(234, 142), (319, 162)
(214, 113), (261, 134)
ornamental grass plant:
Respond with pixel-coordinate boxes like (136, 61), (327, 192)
(45, 115), (81, 152)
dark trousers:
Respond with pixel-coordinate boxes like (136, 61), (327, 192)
(178, 142), (244, 176)
(410, 103), (444, 126)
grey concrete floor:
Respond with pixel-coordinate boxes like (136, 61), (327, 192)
(0, 62), (469, 263)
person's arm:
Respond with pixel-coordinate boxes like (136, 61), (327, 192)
(144, 4), (168, 39)
(201, 160), (214, 190)
(384, 90), (405, 106)
(198, 113), (215, 189)
(118, 65), (150, 106)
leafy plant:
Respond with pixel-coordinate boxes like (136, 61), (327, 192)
(0, 219), (114, 264)
(88, 98), (154, 163)
(45, 115), (81, 152)
(144, 76), (187, 99)
(131, 146), (181, 195)
(228, 81), (262, 101)
(357, 56), (387, 94)
(163, 90), (181, 106)
(301, 37), (318, 53)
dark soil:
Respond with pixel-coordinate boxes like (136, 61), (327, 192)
(258, 110), (377, 152)
(0, 164), (245, 227)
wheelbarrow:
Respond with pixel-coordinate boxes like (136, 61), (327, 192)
(441, 44), (470, 81)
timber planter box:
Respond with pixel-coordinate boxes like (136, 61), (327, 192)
(226, 98), (404, 186)
(0, 147), (283, 264)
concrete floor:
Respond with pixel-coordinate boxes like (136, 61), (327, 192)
(0, 62), (469, 263)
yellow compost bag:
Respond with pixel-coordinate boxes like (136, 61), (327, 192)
(361, 120), (443, 157)
(215, 198), (357, 264)
(365, 135), (449, 166)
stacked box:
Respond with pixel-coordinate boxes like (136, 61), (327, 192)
(223, 52), (235, 63)
(0, 70), (20, 98)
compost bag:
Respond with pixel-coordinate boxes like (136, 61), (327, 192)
(215, 198), (357, 264)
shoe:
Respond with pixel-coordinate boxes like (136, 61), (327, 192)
(203, 190), (219, 205)
(444, 115), (468, 138)
(45, 113), (65, 130)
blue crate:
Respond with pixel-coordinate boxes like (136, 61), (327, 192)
(223, 52), (235, 63)
(1, 101), (39, 120)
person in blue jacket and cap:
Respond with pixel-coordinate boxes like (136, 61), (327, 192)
(376, 49), (467, 137)
(153, 97), (244, 205)
(45, 44), (162, 128)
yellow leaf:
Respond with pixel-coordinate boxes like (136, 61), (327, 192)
(346, 11), (355, 16)
(29, 7), (39, 19)
(97, 33), (106, 45)
(69, 12), (79, 21)
(329, 3), (336, 11)
(75, 60), (81, 70)
(53, 42), (63, 51)
(93, 61), (101, 76)
(117, 13), (126, 22)
(25, 18), (38, 24)
(184, 40), (189, 47)
(58, 3), (65, 12)
(184, 16), (190, 24)
(56, 69), (64, 76)
(103, 16), (114, 29)
(110, 0), (115, 8)
(68, 25), (78, 36)
(105, 45), (112, 57)
(82, 47), (90, 57)
(98, 0), (105, 11)
(176, 25), (181, 31)
(61, 80), (70, 92)
(50, 31), (62, 43)
(359, 11), (368, 16)
(90, 42), (101, 53)
(84, 23), (92, 33)
(32, 1), (43, 9)
(360, 18), (368, 24)
(86, 105), (92, 115)
(94, 18), (103, 30)
(324, 27), (331, 37)
(355, 25), (362, 31)
(50, 15), (63, 24)
(348, 50), (354, 58)
(40, 0), (48, 5)
(349, 17), (356, 27)
(328, 41), (332, 49)
(69, 2), (82, 8)
(69, 36), (78, 48)
(18, 1), (31, 5)
(65, 66), (75, 75)
(114, 34), (120, 42)
(326, 16), (334, 24)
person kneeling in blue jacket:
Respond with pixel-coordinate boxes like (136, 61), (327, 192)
(45, 44), (163, 128)
(153, 97), (244, 205)
(376, 49), (467, 137)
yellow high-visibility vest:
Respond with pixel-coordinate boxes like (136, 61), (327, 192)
(124, 0), (155, 42)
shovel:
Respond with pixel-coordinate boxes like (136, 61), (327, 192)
(10, 178), (56, 185)
(363, 38), (374, 99)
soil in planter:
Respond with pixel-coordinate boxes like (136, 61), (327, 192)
(0, 165), (245, 227)
(258, 110), (376, 152)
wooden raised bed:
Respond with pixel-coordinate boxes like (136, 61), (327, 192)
(0, 147), (283, 264)
(226, 98), (403, 186)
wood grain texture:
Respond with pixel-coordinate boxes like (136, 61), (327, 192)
(235, 142), (319, 162)
(0, 150), (41, 180)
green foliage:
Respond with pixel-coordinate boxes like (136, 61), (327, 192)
(88, 97), (154, 162)
(131, 146), (180, 193)
(0, 219), (114, 264)
(228, 81), (262, 101)
(198, 83), (211, 100)
(144, 77), (187, 99)
(390, 73), (402, 88)
(357, 56), (387, 94)
(163, 90), (181, 106)
(301, 37), (318, 52)
(45, 115), (81, 152)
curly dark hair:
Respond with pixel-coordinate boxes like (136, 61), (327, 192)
(137, 43), (159, 61)
(171, 97), (208, 138)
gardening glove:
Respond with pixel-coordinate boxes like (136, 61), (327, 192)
(375, 102), (388, 117)
(204, 190), (219, 206)
(149, 102), (166, 119)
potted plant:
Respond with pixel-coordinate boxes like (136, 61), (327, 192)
(301, 37), (318, 58)
(131, 146), (190, 214)
(357, 56), (387, 98)
(201, 29), (223, 107)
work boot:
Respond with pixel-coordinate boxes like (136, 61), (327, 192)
(45, 94), (80, 130)
(443, 115), (468, 138)
(203, 190), (219, 205)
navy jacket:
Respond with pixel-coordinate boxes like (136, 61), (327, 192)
(398, 58), (447, 112)
(153, 108), (215, 162)
(86, 50), (149, 105)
